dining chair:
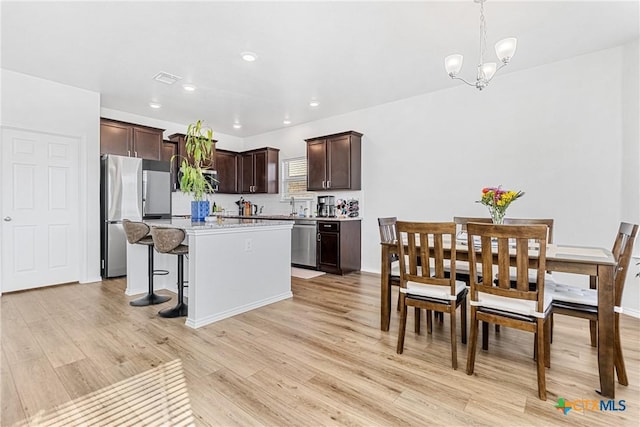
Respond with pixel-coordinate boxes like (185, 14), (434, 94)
(452, 216), (493, 285)
(485, 218), (555, 342)
(465, 223), (551, 400)
(548, 222), (638, 386)
(378, 217), (401, 311)
(395, 221), (468, 370)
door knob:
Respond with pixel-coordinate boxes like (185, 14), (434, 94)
(3, 216), (12, 221)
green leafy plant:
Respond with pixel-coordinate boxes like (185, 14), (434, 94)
(178, 120), (217, 201)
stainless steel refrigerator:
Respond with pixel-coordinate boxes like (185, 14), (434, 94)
(100, 155), (172, 278)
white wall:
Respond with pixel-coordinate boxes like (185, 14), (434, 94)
(0, 69), (101, 284)
(620, 39), (640, 317)
(244, 44), (639, 313)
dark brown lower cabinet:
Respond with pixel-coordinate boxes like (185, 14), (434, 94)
(317, 221), (361, 275)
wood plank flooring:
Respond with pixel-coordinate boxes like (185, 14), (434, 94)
(1, 272), (639, 426)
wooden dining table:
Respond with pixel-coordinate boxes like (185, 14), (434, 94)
(380, 238), (618, 398)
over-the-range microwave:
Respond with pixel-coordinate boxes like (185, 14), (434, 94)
(178, 168), (218, 193)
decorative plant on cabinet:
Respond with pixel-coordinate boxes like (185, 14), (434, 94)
(178, 120), (216, 221)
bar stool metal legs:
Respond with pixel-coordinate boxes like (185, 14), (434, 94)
(123, 219), (171, 307)
(158, 252), (188, 318)
(130, 243), (171, 306)
(151, 226), (189, 318)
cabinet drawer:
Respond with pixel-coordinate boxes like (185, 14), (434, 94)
(318, 222), (339, 232)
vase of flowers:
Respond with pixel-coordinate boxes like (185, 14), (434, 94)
(478, 186), (525, 224)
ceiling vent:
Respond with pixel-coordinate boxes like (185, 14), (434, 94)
(153, 71), (183, 85)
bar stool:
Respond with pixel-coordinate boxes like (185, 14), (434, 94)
(151, 227), (189, 318)
(122, 219), (171, 306)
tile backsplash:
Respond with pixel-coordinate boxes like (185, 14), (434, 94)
(172, 191), (363, 218)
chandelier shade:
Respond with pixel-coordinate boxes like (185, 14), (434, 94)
(444, 54), (464, 76)
(495, 37), (517, 63)
(444, 0), (516, 90)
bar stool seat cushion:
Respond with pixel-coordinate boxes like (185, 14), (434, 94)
(152, 227), (188, 255)
(123, 219), (151, 244)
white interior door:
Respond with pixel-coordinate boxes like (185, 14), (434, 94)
(1, 128), (79, 292)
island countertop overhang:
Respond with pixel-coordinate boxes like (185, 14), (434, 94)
(144, 217), (294, 235)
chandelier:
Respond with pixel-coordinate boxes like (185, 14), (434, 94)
(444, 0), (517, 90)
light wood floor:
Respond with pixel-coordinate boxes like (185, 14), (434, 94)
(1, 272), (639, 426)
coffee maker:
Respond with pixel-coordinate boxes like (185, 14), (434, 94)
(317, 195), (335, 217)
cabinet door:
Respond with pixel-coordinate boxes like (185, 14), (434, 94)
(215, 150), (238, 194)
(327, 134), (351, 189)
(252, 150), (268, 193)
(240, 153), (254, 193)
(318, 231), (340, 270)
(307, 139), (327, 190)
(100, 120), (131, 156)
(132, 127), (162, 160)
(161, 141), (178, 191)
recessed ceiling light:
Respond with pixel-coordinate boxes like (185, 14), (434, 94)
(309, 100), (319, 107)
(241, 52), (258, 62)
(149, 102), (162, 109)
(283, 119), (291, 125)
(182, 84), (196, 92)
(233, 123), (242, 129)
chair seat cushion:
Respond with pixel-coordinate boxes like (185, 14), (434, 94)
(391, 260), (400, 277)
(470, 291), (552, 318)
(547, 283), (597, 306)
(401, 279), (467, 301)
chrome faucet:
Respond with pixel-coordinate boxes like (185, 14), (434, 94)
(290, 196), (295, 215)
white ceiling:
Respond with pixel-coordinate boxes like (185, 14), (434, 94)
(2, 1), (638, 137)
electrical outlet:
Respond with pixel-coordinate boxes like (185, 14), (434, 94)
(244, 238), (253, 252)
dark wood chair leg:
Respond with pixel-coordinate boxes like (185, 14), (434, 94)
(466, 307), (478, 375)
(614, 312), (628, 385)
(482, 321), (489, 351)
(536, 318), (547, 401)
(450, 307), (458, 370)
(415, 307), (422, 334)
(460, 297), (467, 345)
(397, 296), (407, 354)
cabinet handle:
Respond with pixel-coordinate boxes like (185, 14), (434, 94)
(322, 181), (325, 189)
(128, 150), (131, 157)
(327, 180), (331, 188)
(135, 151), (138, 157)
(317, 233), (321, 242)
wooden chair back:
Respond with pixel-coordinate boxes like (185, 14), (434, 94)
(466, 223), (549, 313)
(395, 221), (457, 295)
(611, 222), (639, 307)
(503, 218), (554, 243)
(453, 216), (492, 232)
(378, 217), (398, 244)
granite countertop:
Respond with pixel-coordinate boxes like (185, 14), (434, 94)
(221, 214), (362, 222)
(147, 217), (294, 231)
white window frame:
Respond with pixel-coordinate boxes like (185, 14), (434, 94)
(281, 157), (313, 201)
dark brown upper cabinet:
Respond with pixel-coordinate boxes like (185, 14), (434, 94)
(168, 133), (218, 170)
(306, 131), (362, 191)
(161, 140), (178, 191)
(215, 149), (239, 194)
(240, 148), (279, 194)
(100, 118), (164, 160)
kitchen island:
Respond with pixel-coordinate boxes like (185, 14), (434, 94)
(126, 217), (293, 328)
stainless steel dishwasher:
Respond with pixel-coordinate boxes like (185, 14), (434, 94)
(291, 219), (317, 268)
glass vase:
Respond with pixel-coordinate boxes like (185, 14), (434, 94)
(191, 200), (210, 222)
(489, 207), (505, 225)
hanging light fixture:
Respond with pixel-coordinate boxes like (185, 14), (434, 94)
(444, 0), (517, 90)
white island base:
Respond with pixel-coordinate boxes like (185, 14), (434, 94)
(126, 218), (293, 328)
